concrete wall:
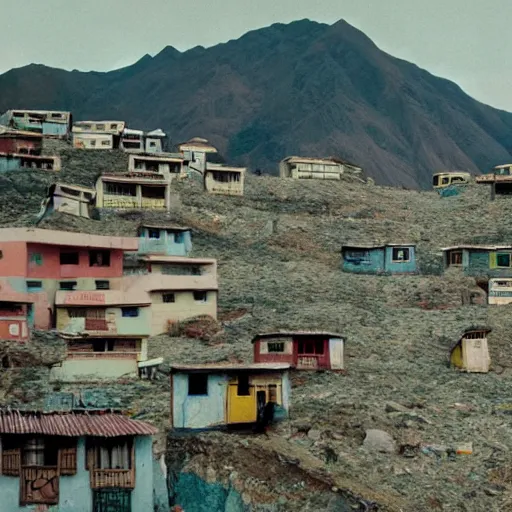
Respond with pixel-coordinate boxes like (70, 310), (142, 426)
(26, 244), (124, 280)
(50, 357), (138, 382)
(132, 436), (154, 511)
(172, 373), (228, 429)
(1, 437), (92, 512)
(205, 171), (244, 196)
(138, 229), (192, 257)
(72, 133), (113, 150)
(57, 305), (151, 336)
(150, 290), (217, 335)
(97, 180), (170, 210)
(0, 242), (28, 276)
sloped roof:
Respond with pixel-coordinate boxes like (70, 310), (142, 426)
(0, 228), (138, 250)
(0, 409), (157, 437)
(146, 129), (166, 137)
(441, 245), (512, 251)
(0, 125), (43, 138)
(137, 223), (191, 233)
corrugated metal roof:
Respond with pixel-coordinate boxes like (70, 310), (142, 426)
(171, 363), (291, 372)
(0, 410), (157, 437)
(251, 331), (344, 343)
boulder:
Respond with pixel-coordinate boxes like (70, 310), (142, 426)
(363, 429), (396, 454)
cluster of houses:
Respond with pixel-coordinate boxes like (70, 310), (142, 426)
(432, 164), (512, 200)
(0, 107), (506, 510)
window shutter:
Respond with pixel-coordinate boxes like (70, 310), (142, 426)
(59, 439), (77, 475)
(490, 252), (497, 269)
(2, 448), (21, 476)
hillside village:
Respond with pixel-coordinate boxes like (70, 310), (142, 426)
(1, 109), (512, 511)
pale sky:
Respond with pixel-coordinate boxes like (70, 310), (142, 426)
(1, 0), (510, 110)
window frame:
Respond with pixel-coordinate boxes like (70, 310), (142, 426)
(496, 252), (512, 268)
(267, 342), (285, 353)
(188, 374), (208, 396)
(193, 291), (208, 303)
(121, 307), (139, 318)
(391, 247), (411, 263)
(162, 293), (175, 303)
(449, 250), (463, 266)
(60, 251), (79, 265)
(89, 250), (111, 268)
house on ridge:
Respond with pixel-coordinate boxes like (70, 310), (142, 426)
(341, 243), (417, 274)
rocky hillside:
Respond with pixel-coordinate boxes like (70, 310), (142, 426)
(2, 149), (512, 510)
(2, 19), (512, 188)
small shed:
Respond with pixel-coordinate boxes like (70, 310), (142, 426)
(170, 363), (291, 430)
(341, 243), (417, 274)
(450, 328), (491, 373)
(488, 278), (512, 305)
(252, 331), (345, 370)
(442, 245), (512, 278)
(137, 223), (192, 256)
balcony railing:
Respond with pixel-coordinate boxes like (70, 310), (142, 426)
(90, 468), (134, 489)
(297, 355), (320, 369)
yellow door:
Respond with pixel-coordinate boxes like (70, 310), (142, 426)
(227, 383), (257, 424)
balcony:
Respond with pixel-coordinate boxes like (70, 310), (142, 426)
(297, 356), (319, 369)
(90, 468), (135, 489)
(67, 351), (139, 360)
(20, 466), (59, 505)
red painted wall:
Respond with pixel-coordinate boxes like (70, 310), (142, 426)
(253, 340), (294, 364)
(0, 137), (41, 155)
(0, 242), (28, 277)
(0, 318), (29, 340)
(27, 244), (125, 279)
(254, 337), (332, 369)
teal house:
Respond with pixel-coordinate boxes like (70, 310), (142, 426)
(137, 223), (192, 257)
(0, 408), (157, 512)
(341, 243), (417, 275)
(443, 245), (512, 277)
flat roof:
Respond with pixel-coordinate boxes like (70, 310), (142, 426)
(252, 331), (344, 343)
(138, 223), (191, 232)
(442, 245), (512, 251)
(139, 255), (215, 264)
(493, 164), (512, 170)
(282, 155), (362, 169)
(53, 182), (96, 194)
(0, 125), (43, 138)
(342, 243), (416, 250)
(433, 171), (471, 176)
(0, 228), (138, 250)
(206, 164), (246, 173)
(170, 363), (291, 372)
(131, 154), (183, 162)
(99, 172), (169, 184)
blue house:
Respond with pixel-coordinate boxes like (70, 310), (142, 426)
(0, 409), (158, 512)
(341, 243), (417, 274)
(443, 245), (512, 277)
(170, 363), (291, 430)
(137, 223), (192, 257)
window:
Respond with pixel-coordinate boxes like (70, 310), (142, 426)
(174, 232), (184, 243)
(149, 141), (156, 147)
(237, 374), (251, 396)
(163, 293), (175, 303)
(60, 251), (79, 265)
(68, 308), (87, 318)
(141, 186), (165, 199)
(451, 176), (467, 184)
(497, 253), (511, 268)
(96, 124), (105, 131)
(90, 140), (96, 147)
(433, 176), (439, 187)
(441, 177), (449, 185)
(188, 374), (208, 395)
(449, 251), (463, 266)
(392, 247), (410, 262)
(268, 342), (285, 353)
(29, 253), (43, 266)
(193, 291), (207, 303)
(60, 281), (77, 290)
(148, 229), (160, 239)
(121, 307), (139, 317)
(101, 140), (110, 146)
(26, 281), (42, 289)
(23, 437), (59, 467)
(110, 124), (118, 130)
(50, 113), (63, 119)
(94, 438), (132, 470)
(104, 182), (137, 196)
(345, 250), (370, 262)
(60, 186), (80, 197)
(89, 250), (111, 267)
(298, 339), (325, 355)
(95, 280), (110, 290)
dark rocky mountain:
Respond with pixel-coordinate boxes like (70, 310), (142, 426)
(2, 19), (512, 188)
